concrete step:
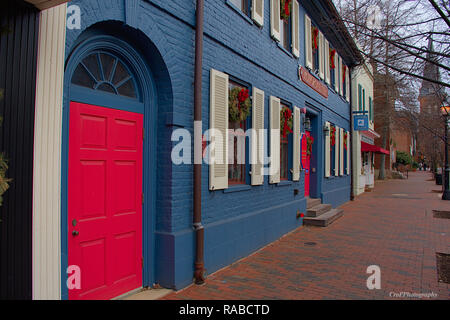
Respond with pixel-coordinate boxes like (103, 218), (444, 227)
(303, 208), (344, 227)
(306, 198), (321, 209)
(306, 204), (332, 217)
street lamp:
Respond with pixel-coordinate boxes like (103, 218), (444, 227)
(441, 105), (450, 200)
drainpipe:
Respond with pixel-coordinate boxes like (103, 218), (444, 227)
(193, 0), (205, 285)
(350, 67), (355, 201)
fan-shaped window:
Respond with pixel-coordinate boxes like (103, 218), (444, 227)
(71, 52), (139, 99)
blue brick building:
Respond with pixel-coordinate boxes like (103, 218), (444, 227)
(24, 0), (361, 299)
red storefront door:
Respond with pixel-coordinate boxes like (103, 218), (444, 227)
(68, 102), (143, 300)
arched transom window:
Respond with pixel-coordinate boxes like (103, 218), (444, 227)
(71, 51), (139, 100)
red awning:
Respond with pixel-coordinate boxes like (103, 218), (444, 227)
(361, 141), (389, 155)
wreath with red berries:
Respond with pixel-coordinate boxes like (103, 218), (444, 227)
(229, 87), (251, 123)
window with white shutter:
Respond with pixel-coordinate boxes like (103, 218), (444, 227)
(291, 0), (300, 58)
(335, 125), (339, 176)
(324, 39), (330, 85)
(251, 87), (265, 185)
(319, 31), (324, 79)
(293, 106), (301, 181)
(271, 0), (281, 42)
(252, 0), (264, 27)
(269, 96), (281, 184)
(325, 122), (331, 178)
(305, 14), (312, 69)
(339, 128), (342, 175)
(209, 69), (229, 191)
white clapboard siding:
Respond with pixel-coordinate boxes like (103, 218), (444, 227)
(33, 3), (67, 300)
(252, 87), (265, 186)
(291, 0), (300, 58)
(339, 56), (344, 96)
(293, 106), (301, 181)
(305, 14), (312, 69)
(270, 0), (281, 41)
(340, 127), (344, 176)
(209, 69), (229, 191)
(346, 131), (351, 175)
(270, 96), (281, 184)
(319, 31), (324, 79)
(324, 39), (330, 85)
(325, 122), (331, 178)
(346, 67), (350, 102)
(335, 126), (340, 176)
(334, 53), (339, 92)
(252, 0), (264, 27)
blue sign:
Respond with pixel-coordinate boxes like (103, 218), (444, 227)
(354, 114), (369, 131)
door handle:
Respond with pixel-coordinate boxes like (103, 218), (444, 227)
(72, 230), (79, 236)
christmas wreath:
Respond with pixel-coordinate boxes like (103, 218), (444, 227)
(343, 131), (348, 150)
(330, 49), (336, 69)
(229, 87), (251, 123)
(280, 0), (292, 22)
(280, 106), (293, 138)
(306, 135), (314, 156)
(312, 26), (319, 51)
(330, 126), (336, 147)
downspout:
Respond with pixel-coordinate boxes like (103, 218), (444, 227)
(193, 0), (205, 285)
(350, 66), (355, 201)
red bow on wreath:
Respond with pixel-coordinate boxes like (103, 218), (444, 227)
(344, 132), (348, 150)
(284, 0), (291, 16)
(238, 88), (249, 104)
(312, 27), (319, 50)
(282, 108), (293, 138)
(330, 49), (336, 69)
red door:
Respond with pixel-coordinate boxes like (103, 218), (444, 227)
(68, 102), (143, 300)
(302, 131), (311, 197)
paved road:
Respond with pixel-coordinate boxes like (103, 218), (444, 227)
(163, 171), (450, 300)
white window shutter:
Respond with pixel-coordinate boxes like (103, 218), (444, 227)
(334, 53), (339, 92)
(251, 87), (265, 186)
(291, 0), (300, 58)
(209, 69), (229, 191)
(293, 106), (301, 181)
(324, 39), (330, 85)
(319, 31), (324, 79)
(346, 131), (350, 175)
(270, 0), (281, 42)
(325, 122), (331, 178)
(339, 56), (344, 96)
(335, 125), (339, 176)
(252, 0), (264, 27)
(340, 127), (344, 176)
(346, 67), (350, 102)
(305, 14), (312, 69)
(269, 96), (280, 184)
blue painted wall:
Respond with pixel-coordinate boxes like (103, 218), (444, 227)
(62, 0), (353, 291)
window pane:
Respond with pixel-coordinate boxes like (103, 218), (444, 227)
(112, 61), (131, 86)
(97, 82), (116, 94)
(82, 54), (101, 82)
(117, 79), (137, 99)
(99, 53), (116, 82)
(72, 64), (96, 89)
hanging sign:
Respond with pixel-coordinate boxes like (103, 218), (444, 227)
(299, 66), (328, 99)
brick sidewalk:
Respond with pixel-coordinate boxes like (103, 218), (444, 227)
(163, 171), (450, 300)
